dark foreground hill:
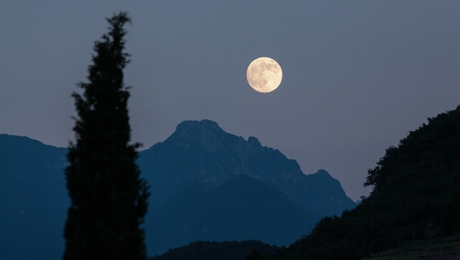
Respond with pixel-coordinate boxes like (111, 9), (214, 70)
(272, 106), (460, 260)
(150, 174), (320, 254)
(150, 240), (280, 260)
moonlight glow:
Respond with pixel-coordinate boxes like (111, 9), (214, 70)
(246, 57), (283, 93)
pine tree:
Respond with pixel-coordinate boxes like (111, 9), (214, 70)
(63, 12), (150, 260)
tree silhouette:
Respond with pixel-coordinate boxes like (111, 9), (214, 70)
(63, 12), (150, 260)
(246, 250), (263, 260)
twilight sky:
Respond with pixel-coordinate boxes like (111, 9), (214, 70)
(1, 1), (459, 201)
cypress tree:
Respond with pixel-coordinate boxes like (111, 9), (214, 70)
(63, 12), (150, 260)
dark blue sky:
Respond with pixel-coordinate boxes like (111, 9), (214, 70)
(1, 1), (459, 200)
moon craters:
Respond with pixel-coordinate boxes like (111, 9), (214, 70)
(246, 57), (282, 93)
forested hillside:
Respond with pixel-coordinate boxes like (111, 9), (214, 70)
(272, 106), (460, 260)
(150, 240), (279, 260)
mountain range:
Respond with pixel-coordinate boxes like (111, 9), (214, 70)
(0, 119), (355, 259)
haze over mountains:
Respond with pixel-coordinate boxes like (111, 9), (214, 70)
(0, 119), (355, 259)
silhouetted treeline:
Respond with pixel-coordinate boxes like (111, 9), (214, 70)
(150, 240), (280, 260)
(271, 105), (460, 260)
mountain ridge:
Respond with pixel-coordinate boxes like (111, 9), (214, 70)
(139, 119), (356, 216)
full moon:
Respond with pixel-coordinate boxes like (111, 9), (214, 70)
(246, 57), (283, 93)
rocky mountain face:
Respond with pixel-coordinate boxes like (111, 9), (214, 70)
(138, 119), (355, 217)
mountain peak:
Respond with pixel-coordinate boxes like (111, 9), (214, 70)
(175, 119), (223, 133)
(169, 120), (228, 146)
(247, 136), (261, 146)
(313, 169), (332, 177)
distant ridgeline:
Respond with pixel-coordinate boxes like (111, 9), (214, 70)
(0, 119), (356, 259)
(272, 105), (460, 260)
